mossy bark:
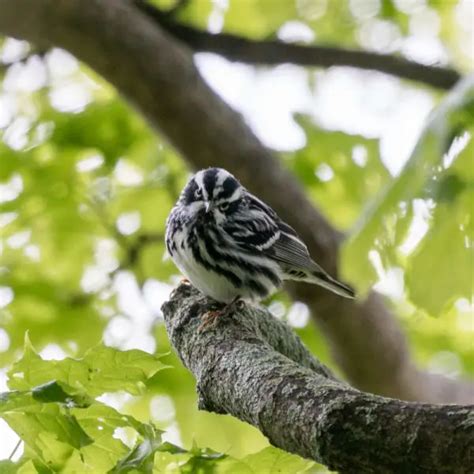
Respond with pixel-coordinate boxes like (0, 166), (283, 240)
(163, 284), (474, 474)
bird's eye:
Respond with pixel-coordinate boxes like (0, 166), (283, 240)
(194, 188), (203, 200)
(219, 202), (229, 212)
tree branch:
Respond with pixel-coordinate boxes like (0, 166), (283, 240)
(0, 0), (472, 403)
(134, 0), (461, 90)
(162, 284), (474, 473)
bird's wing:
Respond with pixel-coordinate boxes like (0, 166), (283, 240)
(227, 195), (355, 298)
(226, 195), (313, 268)
(225, 195), (315, 270)
(223, 194), (281, 250)
(268, 221), (356, 298)
(266, 221), (317, 270)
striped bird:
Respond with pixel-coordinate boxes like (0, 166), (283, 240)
(166, 168), (354, 322)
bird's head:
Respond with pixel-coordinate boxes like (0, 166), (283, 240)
(179, 168), (245, 219)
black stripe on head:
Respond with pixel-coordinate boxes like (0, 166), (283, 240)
(203, 168), (219, 200)
(218, 176), (239, 200)
(182, 178), (199, 205)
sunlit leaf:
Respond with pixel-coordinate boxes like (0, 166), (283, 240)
(152, 445), (314, 474)
(8, 337), (167, 396)
(342, 76), (474, 307)
(0, 460), (19, 474)
(110, 424), (162, 474)
(0, 390), (93, 468)
(289, 115), (388, 230)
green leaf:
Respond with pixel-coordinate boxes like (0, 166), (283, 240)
(8, 337), (167, 396)
(289, 116), (388, 230)
(152, 445), (313, 474)
(109, 424), (162, 474)
(32, 381), (92, 408)
(224, 0), (297, 38)
(0, 390), (93, 469)
(216, 446), (314, 474)
(342, 75), (474, 302)
(153, 444), (226, 474)
(406, 194), (474, 315)
(430, 173), (466, 203)
(69, 404), (159, 473)
(0, 460), (19, 474)
(46, 100), (151, 166)
(17, 460), (45, 474)
(153, 451), (193, 474)
(1, 383), (167, 472)
(173, 0), (213, 29)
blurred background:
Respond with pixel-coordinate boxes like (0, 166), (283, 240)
(0, 0), (473, 471)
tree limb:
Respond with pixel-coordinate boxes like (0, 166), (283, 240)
(0, 0), (472, 403)
(162, 284), (474, 473)
(134, 0), (461, 90)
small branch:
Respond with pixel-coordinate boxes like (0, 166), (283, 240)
(162, 284), (474, 473)
(8, 439), (21, 461)
(134, 0), (461, 90)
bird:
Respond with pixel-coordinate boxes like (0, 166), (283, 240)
(165, 167), (355, 329)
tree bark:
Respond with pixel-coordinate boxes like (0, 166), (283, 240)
(0, 0), (472, 403)
(162, 284), (474, 474)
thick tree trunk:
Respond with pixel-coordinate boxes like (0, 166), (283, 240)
(0, 0), (472, 403)
(162, 284), (474, 474)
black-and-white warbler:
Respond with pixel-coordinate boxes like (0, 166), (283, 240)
(166, 168), (354, 320)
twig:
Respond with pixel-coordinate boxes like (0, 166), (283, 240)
(8, 439), (21, 461)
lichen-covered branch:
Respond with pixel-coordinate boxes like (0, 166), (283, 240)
(163, 284), (474, 473)
(0, 0), (472, 404)
(134, 0), (461, 90)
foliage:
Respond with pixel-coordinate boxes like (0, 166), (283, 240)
(342, 76), (474, 315)
(287, 115), (390, 229)
(0, 339), (312, 473)
(0, 0), (472, 472)
(1, 339), (165, 472)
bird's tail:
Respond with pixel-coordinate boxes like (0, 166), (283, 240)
(309, 269), (356, 299)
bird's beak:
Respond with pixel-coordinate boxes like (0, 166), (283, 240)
(204, 202), (211, 213)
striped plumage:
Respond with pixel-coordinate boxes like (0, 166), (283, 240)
(165, 168), (355, 304)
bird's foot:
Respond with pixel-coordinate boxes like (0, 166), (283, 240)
(198, 309), (223, 332)
(234, 299), (246, 311)
(198, 297), (244, 332)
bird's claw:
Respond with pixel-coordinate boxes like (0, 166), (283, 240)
(234, 299), (246, 311)
(197, 297), (245, 333)
(198, 309), (223, 332)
